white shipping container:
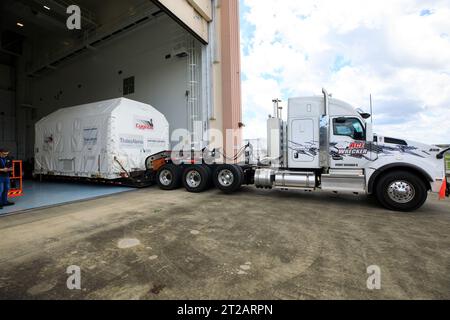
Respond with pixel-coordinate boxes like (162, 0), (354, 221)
(34, 98), (170, 180)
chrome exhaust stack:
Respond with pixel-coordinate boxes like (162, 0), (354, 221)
(322, 88), (330, 116)
(319, 88), (331, 170)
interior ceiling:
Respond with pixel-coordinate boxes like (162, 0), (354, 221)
(74, 0), (155, 24)
(0, 0), (156, 40)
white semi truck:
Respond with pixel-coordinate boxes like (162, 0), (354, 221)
(147, 89), (449, 212)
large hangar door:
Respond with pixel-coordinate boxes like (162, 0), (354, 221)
(152, 0), (212, 148)
(13, 0), (212, 160)
(151, 0), (212, 44)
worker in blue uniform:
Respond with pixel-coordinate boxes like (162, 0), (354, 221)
(0, 148), (15, 210)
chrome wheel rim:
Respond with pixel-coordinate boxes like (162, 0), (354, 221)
(387, 181), (416, 204)
(186, 170), (202, 188)
(218, 169), (234, 187)
(159, 170), (173, 186)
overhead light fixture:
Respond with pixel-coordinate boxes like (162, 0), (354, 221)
(17, 22), (24, 27)
(44, 5), (51, 10)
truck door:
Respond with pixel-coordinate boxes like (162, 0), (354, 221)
(330, 117), (372, 169)
(289, 118), (320, 169)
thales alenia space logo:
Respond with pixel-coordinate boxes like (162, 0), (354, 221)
(135, 118), (154, 130)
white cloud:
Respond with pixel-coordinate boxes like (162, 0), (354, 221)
(241, 0), (450, 144)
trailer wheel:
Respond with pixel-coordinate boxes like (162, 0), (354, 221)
(213, 164), (243, 194)
(156, 164), (182, 191)
(182, 165), (211, 193)
(375, 171), (428, 212)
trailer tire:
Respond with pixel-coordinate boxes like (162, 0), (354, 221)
(375, 171), (428, 212)
(213, 164), (243, 194)
(182, 165), (211, 193)
(156, 164), (182, 191)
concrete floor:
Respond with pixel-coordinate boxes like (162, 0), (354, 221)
(1, 180), (134, 215)
(0, 187), (449, 300)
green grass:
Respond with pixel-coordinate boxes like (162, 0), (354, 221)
(446, 154), (450, 172)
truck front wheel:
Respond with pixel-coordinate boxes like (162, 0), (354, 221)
(213, 165), (243, 194)
(375, 171), (428, 212)
(156, 164), (182, 191)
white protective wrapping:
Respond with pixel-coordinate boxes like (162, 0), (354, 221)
(35, 98), (169, 180)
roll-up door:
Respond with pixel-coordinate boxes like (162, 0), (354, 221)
(151, 0), (212, 44)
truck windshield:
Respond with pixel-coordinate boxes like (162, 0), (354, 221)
(333, 118), (366, 140)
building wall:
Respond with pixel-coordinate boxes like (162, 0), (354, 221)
(156, 0), (243, 156)
(220, 0), (242, 155)
(153, 0), (211, 43)
(208, 0), (242, 157)
(0, 64), (16, 154)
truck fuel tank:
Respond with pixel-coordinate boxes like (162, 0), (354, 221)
(255, 168), (316, 190)
(254, 168), (276, 188)
(275, 171), (316, 189)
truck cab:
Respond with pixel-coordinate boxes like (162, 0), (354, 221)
(257, 89), (448, 211)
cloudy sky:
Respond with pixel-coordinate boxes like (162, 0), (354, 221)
(240, 0), (450, 144)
